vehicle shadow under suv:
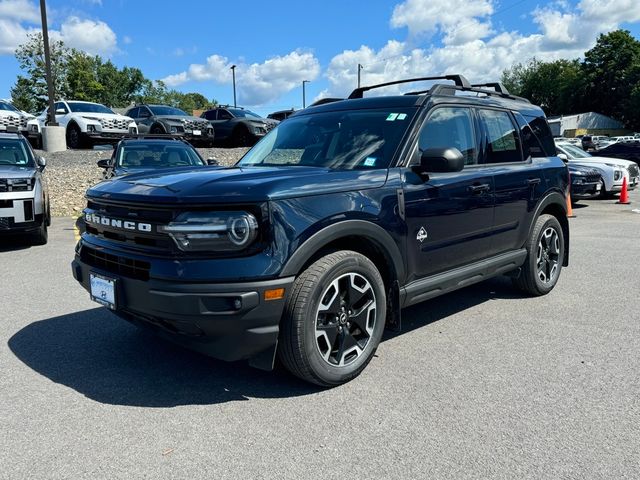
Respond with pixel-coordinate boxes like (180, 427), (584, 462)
(8, 276), (525, 406)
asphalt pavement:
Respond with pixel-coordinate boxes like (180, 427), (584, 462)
(1, 191), (639, 479)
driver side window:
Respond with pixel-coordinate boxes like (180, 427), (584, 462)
(415, 107), (477, 166)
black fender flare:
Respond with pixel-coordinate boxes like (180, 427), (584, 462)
(150, 122), (167, 133)
(280, 220), (406, 283)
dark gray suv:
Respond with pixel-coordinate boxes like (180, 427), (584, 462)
(125, 105), (215, 146)
(200, 106), (278, 147)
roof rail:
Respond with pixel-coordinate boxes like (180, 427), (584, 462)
(428, 83), (530, 103)
(348, 75), (471, 99)
(122, 134), (184, 141)
(471, 82), (510, 95)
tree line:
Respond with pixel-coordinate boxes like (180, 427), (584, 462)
(501, 30), (640, 130)
(10, 33), (217, 114)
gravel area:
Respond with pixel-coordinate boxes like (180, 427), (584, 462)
(38, 146), (249, 217)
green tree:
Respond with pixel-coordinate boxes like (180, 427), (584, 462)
(581, 30), (640, 128)
(10, 76), (39, 113)
(11, 32), (71, 112)
(66, 51), (103, 102)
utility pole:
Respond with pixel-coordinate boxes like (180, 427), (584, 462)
(302, 80), (309, 108)
(230, 65), (237, 108)
(39, 0), (57, 126)
(357, 63), (363, 88)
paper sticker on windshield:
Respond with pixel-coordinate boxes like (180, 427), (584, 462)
(364, 157), (377, 167)
(397, 113), (407, 120)
(386, 113), (399, 121)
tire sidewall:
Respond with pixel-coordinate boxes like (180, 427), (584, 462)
(300, 256), (386, 384)
(530, 215), (564, 294)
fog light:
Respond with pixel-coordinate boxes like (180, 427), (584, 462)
(264, 288), (285, 301)
(170, 126), (177, 133)
(233, 298), (242, 310)
(87, 125), (96, 133)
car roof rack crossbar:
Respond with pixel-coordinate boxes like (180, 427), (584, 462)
(122, 134), (184, 140)
(471, 82), (510, 95)
(428, 83), (531, 103)
(348, 74), (471, 99)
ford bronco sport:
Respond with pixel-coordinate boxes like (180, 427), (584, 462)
(72, 75), (570, 386)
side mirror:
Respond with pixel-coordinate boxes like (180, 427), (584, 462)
(38, 156), (46, 170)
(412, 147), (464, 178)
(97, 159), (112, 169)
(557, 153), (568, 161)
(207, 158), (219, 166)
(55, 108), (66, 114)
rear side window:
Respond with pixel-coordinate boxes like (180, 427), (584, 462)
(417, 107), (477, 166)
(127, 107), (139, 118)
(513, 112), (546, 158)
(217, 110), (233, 120)
(202, 110), (216, 120)
(524, 115), (556, 157)
(477, 109), (522, 164)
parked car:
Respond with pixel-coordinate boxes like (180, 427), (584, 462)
(566, 163), (603, 201)
(200, 106), (278, 146)
(97, 136), (215, 179)
(0, 100), (34, 137)
(73, 73), (571, 386)
(556, 141), (639, 197)
(597, 142), (640, 166)
(581, 135), (596, 151)
(0, 132), (50, 244)
(267, 109), (296, 122)
(27, 101), (138, 149)
(125, 105), (215, 147)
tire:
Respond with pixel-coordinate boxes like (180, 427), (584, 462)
(45, 198), (51, 227)
(278, 250), (387, 386)
(598, 179), (608, 199)
(151, 124), (165, 134)
(32, 220), (48, 246)
(512, 214), (564, 296)
(66, 123), (83, 149)
(232, 126), (251, 147)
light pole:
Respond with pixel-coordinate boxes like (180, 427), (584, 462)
(230, 65), (237, 108)
(39, 0), (57, 126)
(302, 80), (309, 108)
(357, 63), (363, 88)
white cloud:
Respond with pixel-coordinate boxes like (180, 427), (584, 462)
(0, 17), (36, 54)
(162, 50), (320, 106)
(122, 35), (132, 45)
(0, 0), (39, 22)
(53, 16), (118, 56)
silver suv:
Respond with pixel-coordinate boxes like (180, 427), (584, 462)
(0, 132), (50, 244)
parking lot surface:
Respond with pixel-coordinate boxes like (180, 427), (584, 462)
(1, 192), (639, 479)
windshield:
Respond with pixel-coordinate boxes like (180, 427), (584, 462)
(0, 139), (34, 167)
(68, 102), (115, 114)
(0, 102), (20, 113)
(238, 108), (416, 170)
(117, 142), (205, 169)
(559, 143), (592, 158)
(229, 109), (262, 119)
(149, 106), (188, 116)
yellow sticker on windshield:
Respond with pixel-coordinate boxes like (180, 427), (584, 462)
(386, 113), (399, 121)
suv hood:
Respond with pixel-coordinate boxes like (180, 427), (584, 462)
(87, 166), (388, 204)
(0, 165), (36, 178)
(571, 155), (634, 168)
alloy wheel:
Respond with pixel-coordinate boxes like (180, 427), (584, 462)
(536, 226), (560, 284)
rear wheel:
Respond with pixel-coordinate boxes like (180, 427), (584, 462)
(66, 123), (83, 149)
(32, 220), (48, 245)
(512, 214), (564, 296)
(278, 251), (386, 386)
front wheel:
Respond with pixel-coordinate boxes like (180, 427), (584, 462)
(278, 251), (386, 386)
(66, 124), (83, 149)
(32, 220), (48, 245)
(512, 214), (564, 296)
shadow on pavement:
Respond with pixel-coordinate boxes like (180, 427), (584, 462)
(0, 234), (33, 252)
(9, 276), (525, 407)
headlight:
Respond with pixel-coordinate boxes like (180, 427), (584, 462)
(614, 170), (623, 181)
(161, 211), (259, 252)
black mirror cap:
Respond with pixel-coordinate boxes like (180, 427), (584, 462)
(420, 147), (465, 173)
(97, 159), (112, 168)
(207, 158), (219, 166)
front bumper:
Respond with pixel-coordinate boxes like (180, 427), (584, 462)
(71, 256), (294, 363)
(571, 180), (601, 198)
(84, 131), (129, 142)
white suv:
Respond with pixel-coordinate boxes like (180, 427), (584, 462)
(0, 100), (35, 136)
(27, 100), (137, 149)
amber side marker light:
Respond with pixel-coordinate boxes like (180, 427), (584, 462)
(264, 288), (285, 301)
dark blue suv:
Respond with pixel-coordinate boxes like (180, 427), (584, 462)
(72, 75), (570, 386)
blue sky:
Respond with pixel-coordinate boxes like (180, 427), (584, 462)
(1, 0), (639, 115)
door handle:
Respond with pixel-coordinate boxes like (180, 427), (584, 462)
(468, 183), (490, 194)
(526, 178), (541, 186)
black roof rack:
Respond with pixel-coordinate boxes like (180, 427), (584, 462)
(428, 83), (531, 103)
(348, 75), (471, 99)
(121, 134), (189, 143)
(471, 82), (510, 95)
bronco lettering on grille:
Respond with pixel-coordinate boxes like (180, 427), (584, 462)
(85, 213), (152, 232)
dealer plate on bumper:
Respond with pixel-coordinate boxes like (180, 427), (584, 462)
(90, 273), (117, 309)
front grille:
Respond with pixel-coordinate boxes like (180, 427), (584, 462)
(628, 164), (639, 179)
(584, 170), (601, 183)
(184, 119), (211, 131)
(84, 200), (175, 252)
(80, 246), (150, 281)
(100, 118), (130, 131)
(0, 114), (26, 130)
(0, 178), (33, 192)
